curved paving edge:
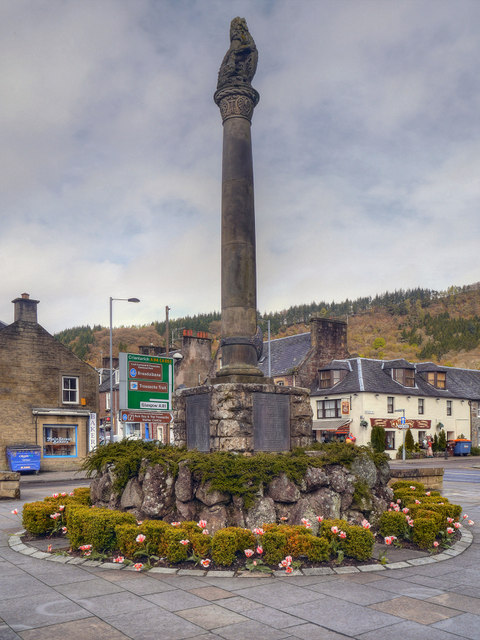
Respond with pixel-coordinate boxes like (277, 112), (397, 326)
(8, 528), (473, 578)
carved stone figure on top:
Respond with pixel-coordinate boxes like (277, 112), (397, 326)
(217, 17), (258, 90)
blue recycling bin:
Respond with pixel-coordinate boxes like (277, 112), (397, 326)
(6, 445), (41, 473)
(453, 440), (472, 456)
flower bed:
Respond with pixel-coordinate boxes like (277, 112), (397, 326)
(14, 481), (473, 574)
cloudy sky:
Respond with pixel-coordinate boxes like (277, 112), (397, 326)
(2, 0), (480, 333)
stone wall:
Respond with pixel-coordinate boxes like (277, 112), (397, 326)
(90, 453), (392, 533)
(174, 382), (314, 453)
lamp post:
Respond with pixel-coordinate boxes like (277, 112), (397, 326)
(109, 297), (140, 442)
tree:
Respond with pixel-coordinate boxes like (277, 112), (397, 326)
(438, 429), (447, 451)
(405, 428), (415, 452)
(371, 425), (386, 453)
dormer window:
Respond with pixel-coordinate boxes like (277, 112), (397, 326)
(392, 368), (415, 387)
(319, 369), (346, 389)
(426, 371), (446, 389)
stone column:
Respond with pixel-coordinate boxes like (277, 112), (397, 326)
(213, 18), (264, 382)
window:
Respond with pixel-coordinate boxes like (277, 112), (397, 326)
(62, 376), (79, 404)
(387, 397), (394, 413)
(43, 425), (77, 457)
(317, 399), (341, 419)
(426, 371), (446, 389)
(447, 400), (452, 416)
(418, 398), (424, 415)
(319, 370), (346, 388)
(385, 431), (396, 450)
(393, 368), (415, 387)
(418, 430), (427, 447)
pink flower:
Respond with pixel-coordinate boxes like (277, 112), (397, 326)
(200, 558), (211, 568)
(393, 505), (400, 512)
(468, 520), (475, 525)
(11, 509), (18, 515)
(198, 520), (207, 529)
(50, 513), (61, 520)
(202, 529), (209, 535)
(402, 508), (409, 514)
(171, 522), (181, 527)
(84, 550), (91, 557)
(397, 499), (401, 504)
(252, 527), (264, 535)
(301, 518), (311, 528)
(463, 514), (468, 519)
(256, 546), (263, 554)
(61, 526), (68, 534)
(133, 563), (143, 571)
(408, 520), (414, 527)
(331, 526), (339, 534)
(180, 539), (189, 546)
(280, 516), (288, 522)
(433, 541), (439, 548)
(285, 566), (293, 574)
(52, 493), (59, 498)
(339, 531), (347, 539)
(60, 492), (67, 497)
(69, 492), (74, 496)
(253, 560), (257, 566)
(447, 517), (454, 523)
(285, 556), (292, 564)
(47, 544), (52, 553)
(79, 544), (92, 551)
(409, 486), (416, 490)
(415, 500), (421, 505)
(317, 516), (324, 523)
(446, 527), (454, 534)
(136, 534), (146, 544)
(137, 521), (143, 526)
(384, 536), (396, 545)
(454, 522), (461, 529)
(426, 491), (431, 496)
(361, 519), (371, 529)
(59, 505), (65, 511)
(244, 549), (254, 558)
(389, 502), (395, 507)
(113, 556), (125, 563)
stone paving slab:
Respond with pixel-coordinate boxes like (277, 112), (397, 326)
(176, 603), (246, 630)
(17, 617), (130, 640)
(211, 618), (292, 639)
(432, 612), (480, 639)
(369, 595), (461, 624)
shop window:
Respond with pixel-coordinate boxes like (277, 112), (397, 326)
(418, 398), (424, 415)
(125, 423), (141, 439)
(317, 399), (341, 419)
(447, 400), (452, 416)
(43, 425), (77, 458)
(385, 430), (396, 450)
(387, 397), (394, 413)
(62, 376), (79, 404)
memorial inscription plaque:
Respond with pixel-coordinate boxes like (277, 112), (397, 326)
(186, 394), (210, 452)
(253, 393), (290, 451)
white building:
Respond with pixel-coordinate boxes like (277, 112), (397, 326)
(311, 358), (480, 458)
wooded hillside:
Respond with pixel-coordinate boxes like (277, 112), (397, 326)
(55, 283), (480, 370)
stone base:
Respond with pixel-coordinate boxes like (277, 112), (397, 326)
(174, 382), (314, 453)
(389, 467), (444, 491)
(0, 471), (20, 499)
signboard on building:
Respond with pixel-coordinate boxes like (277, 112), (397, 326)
(88, 412), (97, 451)
(341, 400), (350, 415)
(119, 353), (174, 412)
(120, 410), (173, 424)
(370, 418), (431, 430)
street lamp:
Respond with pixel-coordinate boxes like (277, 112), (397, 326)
(109, 297), (140, 442)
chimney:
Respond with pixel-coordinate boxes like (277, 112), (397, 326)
(310, 316), (348, 359)
(12, 293), (39, 323)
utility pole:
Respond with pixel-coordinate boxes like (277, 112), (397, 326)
(165, 306), (170, 356)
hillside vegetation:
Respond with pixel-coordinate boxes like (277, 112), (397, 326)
(55, 283), (480, 370)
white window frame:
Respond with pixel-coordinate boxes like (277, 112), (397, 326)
(62, 376), (79, 404)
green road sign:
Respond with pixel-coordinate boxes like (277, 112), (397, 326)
(119, 353), (174, 412)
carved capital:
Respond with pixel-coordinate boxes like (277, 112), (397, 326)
(214, 85), (260, 123)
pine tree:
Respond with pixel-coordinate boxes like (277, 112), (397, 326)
(371, 426), (386, 453)
(405, 428), (415, 451)
(438, 429), (447, 451)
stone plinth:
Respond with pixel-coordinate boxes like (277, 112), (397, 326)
(174, 383), (314, 453)
(389, 467), (444, 491)
(0, 471), (20, 499)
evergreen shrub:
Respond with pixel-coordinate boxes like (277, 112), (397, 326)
(66, 506), (136, 552)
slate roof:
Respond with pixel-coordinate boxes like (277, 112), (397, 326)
(99, 374), (118, 392)
(258, 332), (311, 377)
(311, 357), (480, 400)
(0, 321), (7, 330)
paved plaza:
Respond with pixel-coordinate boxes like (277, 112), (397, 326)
(1, 462), (479, 639)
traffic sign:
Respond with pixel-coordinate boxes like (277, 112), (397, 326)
(120, 410), (173, 424)
(119, 353), (174, 412)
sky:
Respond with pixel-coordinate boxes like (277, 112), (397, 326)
(2, 0), (480, 333)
